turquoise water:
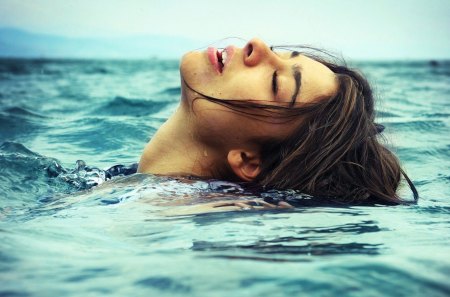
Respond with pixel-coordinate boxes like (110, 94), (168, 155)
(0, 58), (449, 296)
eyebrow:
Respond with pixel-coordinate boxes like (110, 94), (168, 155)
(291, 64), (301, 105)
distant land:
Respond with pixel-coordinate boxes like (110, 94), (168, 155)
(0, 27), (200, 59)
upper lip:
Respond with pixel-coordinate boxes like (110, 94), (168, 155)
(222, 46), (234, 70)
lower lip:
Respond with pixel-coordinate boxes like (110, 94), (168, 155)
(207, 47), (221, 74)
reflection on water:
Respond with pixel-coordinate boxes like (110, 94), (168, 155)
(193, 240), (382, 257)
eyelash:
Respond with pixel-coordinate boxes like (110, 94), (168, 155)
(272, 71), (278, 95)
(270, 47), (299, 98)
(269, 47), (278, 96)
(269, 47), (301, 103)
(271, 47), (279, 97)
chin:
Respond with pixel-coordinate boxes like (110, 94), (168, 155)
(180, 51), (214, 92)
(180, 51), (199, 78)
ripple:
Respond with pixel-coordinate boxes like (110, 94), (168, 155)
(388, 120), (446, 132)
(417, 205), (450, 214)
(376, 111), (399, 118)
(298, 220), (383, 235)
(324, 263), (450, 297)
(0, 290), (31, 297)
(134, 276), (191, 293)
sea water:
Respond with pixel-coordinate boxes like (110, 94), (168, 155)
(0, 58), (449, 296)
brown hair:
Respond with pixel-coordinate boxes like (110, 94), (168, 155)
(183, 54), (418, 205)
(255, 61), (418, 204)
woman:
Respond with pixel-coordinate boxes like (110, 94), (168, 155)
(137, 38), (418, 205)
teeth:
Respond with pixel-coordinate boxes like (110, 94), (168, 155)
(222, 50), (227, 64)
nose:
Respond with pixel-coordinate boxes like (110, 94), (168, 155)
(243, 38), (276, 67)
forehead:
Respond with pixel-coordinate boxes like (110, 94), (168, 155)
(277, 52), (338, 102)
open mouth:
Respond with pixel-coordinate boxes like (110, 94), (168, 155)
(207, 46), (232, 74)
(216, 49), (227, 73)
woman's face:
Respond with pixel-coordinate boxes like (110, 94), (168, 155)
(179, 38), (338, 150)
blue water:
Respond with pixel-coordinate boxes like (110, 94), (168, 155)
(0, 58), (449, 297)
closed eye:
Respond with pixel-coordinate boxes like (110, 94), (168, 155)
(272, 71), (278, 96)
(270, 46), (278, 97)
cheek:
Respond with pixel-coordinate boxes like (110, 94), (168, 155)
(192, 101), (298, 146)
(225, 75), (268, 101)
(181, 56), (269, 102)
(193, 101), (242, 142)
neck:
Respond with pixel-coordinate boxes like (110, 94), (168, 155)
(137, 105), (222, 177)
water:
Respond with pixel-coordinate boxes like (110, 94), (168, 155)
(0, 58), (449, 297)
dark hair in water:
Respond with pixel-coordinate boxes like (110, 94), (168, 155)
(184, 47), (418, 205)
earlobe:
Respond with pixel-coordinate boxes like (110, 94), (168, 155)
(227, 150), (261, 182)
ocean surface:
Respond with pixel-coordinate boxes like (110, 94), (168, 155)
(0, 58), (449, 297)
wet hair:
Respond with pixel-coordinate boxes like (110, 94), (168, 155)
(183, 47), (418, 205)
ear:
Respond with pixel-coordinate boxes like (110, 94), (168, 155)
(227, 149), (261, 182)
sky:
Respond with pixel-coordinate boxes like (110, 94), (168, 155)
(0, 0), (449, 59)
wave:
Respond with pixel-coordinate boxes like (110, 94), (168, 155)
(2, 106), (47, 118)
(0, 141), (42, 156)
(397, 146), (450, 162)
(0, 60), (33, 75)
(82, 66), (112, 75)
(376, 111), (399, 118)
(158, 87), (181, 96)
(0, 59), (117, 77)
(47, 116), (153, 160)
(0, 107), (46, 141)
(90, 96), (173, 116)
(0, 142), (69, 211)
(0, 141), (134, 218)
